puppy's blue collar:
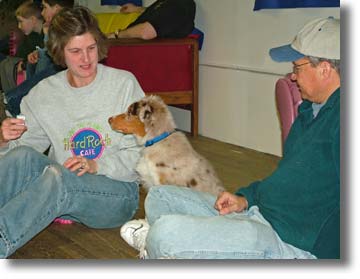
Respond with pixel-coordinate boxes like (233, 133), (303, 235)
(145, 131), (173, 147)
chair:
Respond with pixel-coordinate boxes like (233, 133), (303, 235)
(275, 74), (302, 149)
(104, 37), (199, 136)
(8, 29), (24, 57)
(8, 29), (26, 85)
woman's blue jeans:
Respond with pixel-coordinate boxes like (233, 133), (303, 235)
(0, 146), (139, 258)
(144, 186), (316, 259)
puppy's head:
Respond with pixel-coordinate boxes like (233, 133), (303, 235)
(108, 95), (176, 141)
(108, 105), (146, 137)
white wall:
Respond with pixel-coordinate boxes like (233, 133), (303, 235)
(80, 0), (339, 156)
(186, 0), (339, 156)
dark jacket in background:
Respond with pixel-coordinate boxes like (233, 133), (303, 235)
(128, 0), (196, 38)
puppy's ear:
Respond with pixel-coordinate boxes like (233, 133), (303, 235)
(128, 102), (139, 116)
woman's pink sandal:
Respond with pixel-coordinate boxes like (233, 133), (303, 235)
(53, 218), (74, 224)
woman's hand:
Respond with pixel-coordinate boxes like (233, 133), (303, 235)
(0, 117), (27, 146)
(63, 156), (98, 176)
(214, 191), (248, 215)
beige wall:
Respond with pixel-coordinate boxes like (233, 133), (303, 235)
(187, 0), (339, 156)
(79, 0), (339, 156)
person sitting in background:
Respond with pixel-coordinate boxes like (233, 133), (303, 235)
(26, 0), (74, 79)
(0, 37), (9, 62)
(0, 0), (44, 123)
(107, 0), (195, 40)
(119, 17), (340, 259)
(0, 6), (145, 259)
(2, 0), (74, 118)
(0, 1), (44, 94)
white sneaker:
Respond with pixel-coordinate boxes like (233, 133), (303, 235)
(120, 219), (149, 258)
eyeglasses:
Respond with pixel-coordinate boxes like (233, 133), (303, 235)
(292, 62), (311, 74)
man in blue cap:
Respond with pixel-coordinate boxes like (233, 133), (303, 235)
(119, 17), (340, 259)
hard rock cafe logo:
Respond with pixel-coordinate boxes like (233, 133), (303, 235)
(64, 127), (111, 160)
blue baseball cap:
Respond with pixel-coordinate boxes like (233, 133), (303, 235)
(269, 17), (340, 62)
(269, 45), (305, 62)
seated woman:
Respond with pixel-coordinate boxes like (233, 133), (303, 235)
(0, 6), (145, 258)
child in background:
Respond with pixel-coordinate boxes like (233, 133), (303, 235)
(0, 1), (44, 93)
(0, 6), (144, 258)
(26, 0), (74, 79)
(3, 0), (74, 118)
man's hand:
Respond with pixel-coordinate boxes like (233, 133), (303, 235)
(120, 3), (145, 13)
(214, 191), (248, 215)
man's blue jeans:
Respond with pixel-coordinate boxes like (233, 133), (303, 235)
(144, 186), (317, 259)
(0, 146), (139, 258)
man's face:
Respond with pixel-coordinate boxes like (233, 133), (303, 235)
(291, 57), (320, 103)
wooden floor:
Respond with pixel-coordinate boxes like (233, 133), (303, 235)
(9, 134), (280, 259)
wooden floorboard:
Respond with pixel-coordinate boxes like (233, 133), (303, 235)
(9, 134), (280, 259)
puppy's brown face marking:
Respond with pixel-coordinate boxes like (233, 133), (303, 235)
(108, 113), (145, 137)
(128, 102), (139, 116)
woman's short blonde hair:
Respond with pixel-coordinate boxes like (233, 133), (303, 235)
(47, 6), (108, 67)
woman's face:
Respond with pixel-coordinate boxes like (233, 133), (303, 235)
(64, 32), (99, 87)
